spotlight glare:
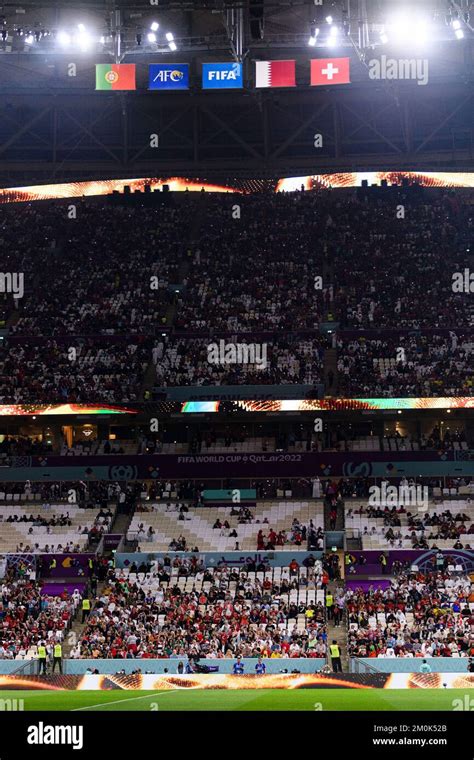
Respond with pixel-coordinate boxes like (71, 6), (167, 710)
(325, 15), (333, 24)
(77, 30), (92, 51)
(147, 31), (156, 42)
(380, 32), (389, 44)
(169, 41), (177, 51)
(308, 35), (316, 46)
(25, 33), (34, 44)
(452, 19), (461, 29)
(150, 21), (159, 31)
(57, 30), (71, 46)
(329, 25), (339, 36)
(165, 32), (174, 41)
(78, 23), (85, 32)
(455, 28), (464, 38)
(388, 14), (431, 45)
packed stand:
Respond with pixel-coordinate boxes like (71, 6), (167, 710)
(153, 335), (325, 387)
(75, 558), (327, 660)
(0, 579), (80, 660)
(345, 570), (474, 658)
(337, 332), (473, 397)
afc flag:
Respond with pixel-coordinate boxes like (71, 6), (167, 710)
(148, 64), (189, 90)
(310, 58), (351, 86)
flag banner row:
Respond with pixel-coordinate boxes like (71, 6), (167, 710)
(95, 59), (351, 91)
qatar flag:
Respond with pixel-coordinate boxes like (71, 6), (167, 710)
(255, 60), (296, 88)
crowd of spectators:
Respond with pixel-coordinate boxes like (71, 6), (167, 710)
(345, 571), (474, 658)
(75, 560), (327, 660)
(0, 579), (78, 659)
(0, 189), (471, 400)
(0, 338), (151, 403)
(337, 332), (473, 397)
(2, 203), (184, 337)
(256, 519), (324, 551)
(153, 335), (325, 387)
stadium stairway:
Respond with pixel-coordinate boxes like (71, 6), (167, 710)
(110, 511), (132, 537)
(323, 347), (338, 396)
(62, 580), (108, 658)
(326, 579), (349, 672)
(63, 616), (85, 658)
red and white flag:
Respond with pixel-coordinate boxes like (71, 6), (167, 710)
(311, 57), (350, 86)
(255, 60), (296, 88)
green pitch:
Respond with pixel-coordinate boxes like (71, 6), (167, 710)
(0, 689), (470, 712)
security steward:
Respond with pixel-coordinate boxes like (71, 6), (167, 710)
(52, 641), (63, 674)
(37, 641), (48, 675)
(330, 639), (343, 673)
(81, 596), (91, 623)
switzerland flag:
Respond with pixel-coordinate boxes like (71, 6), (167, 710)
(311, 58), (350, 86)
(255, 60), (296, 88)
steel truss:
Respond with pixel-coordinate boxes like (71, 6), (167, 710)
(0, 81), (472, 184)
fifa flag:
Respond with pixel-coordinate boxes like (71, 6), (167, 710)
(96, 64), (136, 91)
(310, 58), (350, 86)
(255, 60), (295, 88)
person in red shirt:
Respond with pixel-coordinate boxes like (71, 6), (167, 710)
(289, 559), (299, 575)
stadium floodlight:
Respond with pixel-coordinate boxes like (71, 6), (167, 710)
(387, 13), (431, 45)
(169, 40), (177, 51)
(166, 32), (174, 41)
(455, 28), (464, 38)
(308, 26), (319, 45)
(77, 27), (92, 52)
(147, 31), (156, 42)
(413, 21), (429, 44)
(57, 30), (71, 46)
(150, 21), (159, 31)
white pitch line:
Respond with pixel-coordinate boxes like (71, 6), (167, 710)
(72, 690), (175, 711)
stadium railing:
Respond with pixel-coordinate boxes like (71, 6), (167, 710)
(59, 658), (328, 676)
(10, 658), (38, 676)
(351, 657), (471, 674)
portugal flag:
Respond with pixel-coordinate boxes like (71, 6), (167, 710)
(310, 58), (350, 86)
(96, 64), (136, 91)
(255, 60), (295, 88)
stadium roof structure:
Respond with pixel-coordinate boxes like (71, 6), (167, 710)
(0, 0), (472, 183)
